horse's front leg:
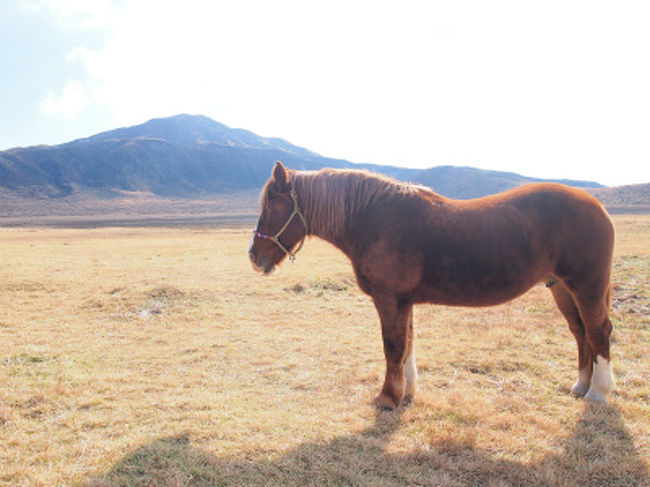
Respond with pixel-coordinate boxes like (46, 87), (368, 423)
(372, 292), (415, 410)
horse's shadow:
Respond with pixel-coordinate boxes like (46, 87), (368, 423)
(85, 403), (647, 487)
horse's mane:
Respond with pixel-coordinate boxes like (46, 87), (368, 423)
(289, 168), (430, 240)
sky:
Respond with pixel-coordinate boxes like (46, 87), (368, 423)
(1, 0), (649, 186)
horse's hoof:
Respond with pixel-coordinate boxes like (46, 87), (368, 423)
(584, 389), (607, 403)
(374, 392), (400, 410)
(404, 383), (417, 402)
(571, 380), (589, 397)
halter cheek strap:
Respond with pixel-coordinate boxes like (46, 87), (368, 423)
(253, 186), (308, 261)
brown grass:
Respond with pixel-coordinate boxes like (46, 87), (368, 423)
(0, 215), (648, 486)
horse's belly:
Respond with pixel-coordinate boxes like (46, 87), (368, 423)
(414, 282), (534, 306)
(414, 260), (549, 307)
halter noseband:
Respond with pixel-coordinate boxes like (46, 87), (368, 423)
(253, 186), (308, 261)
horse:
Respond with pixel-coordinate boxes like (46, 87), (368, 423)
(249, 161), (615, 409)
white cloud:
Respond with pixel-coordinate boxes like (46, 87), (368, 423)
(34, 0), (650, 185)
(41, 80), (92, 116)
(19, 0), (118, 28)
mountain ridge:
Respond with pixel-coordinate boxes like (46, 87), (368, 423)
(68, 114), (321, 159)
(3, 114), (638, 211)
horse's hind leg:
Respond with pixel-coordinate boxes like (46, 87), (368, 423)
(573, 288), (615, 402)
(550, 282), (593, 396)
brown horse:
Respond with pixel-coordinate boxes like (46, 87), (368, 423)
(249, 161), (615, 409)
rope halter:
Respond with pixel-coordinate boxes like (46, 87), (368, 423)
(253, 186), (308, 262)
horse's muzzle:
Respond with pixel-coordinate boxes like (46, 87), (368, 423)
(249, 250), (275, 275)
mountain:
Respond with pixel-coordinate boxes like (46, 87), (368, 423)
(588, 183), (650, 213)
(0, 114), (606, 204)
(75, 114), (320, 159)
(403, 165), (604, 199)
(0, 115), (332, 198)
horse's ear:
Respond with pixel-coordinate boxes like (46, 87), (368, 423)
(272, 161), (290, 192)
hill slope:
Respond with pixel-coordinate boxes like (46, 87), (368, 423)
(0, 115), (332, 198)
(0, 114), (607, 203)
(588, 183), (650, 213)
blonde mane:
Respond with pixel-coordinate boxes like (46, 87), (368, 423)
(290, 168), (422, 240)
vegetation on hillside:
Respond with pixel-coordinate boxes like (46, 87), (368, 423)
(589, 183), (650, 213)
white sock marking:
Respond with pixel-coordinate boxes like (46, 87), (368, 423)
(585, 355), (614, 402)
(404, 347), (417, 398)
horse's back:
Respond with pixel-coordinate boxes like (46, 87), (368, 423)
(451, 182), (614, 278)
(368, 183), (613, 306)
(454, 183), (613, 249)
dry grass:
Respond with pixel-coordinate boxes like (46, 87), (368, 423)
(0, 215), (648, 486)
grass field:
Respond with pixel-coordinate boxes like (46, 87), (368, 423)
(0, 215), (648, 486)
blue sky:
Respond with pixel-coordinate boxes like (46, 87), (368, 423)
(1, 0), (649, 186)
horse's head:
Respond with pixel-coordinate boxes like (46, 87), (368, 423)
(249, 161), (308, 274)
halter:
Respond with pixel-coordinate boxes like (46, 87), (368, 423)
(253, 186), (308, 261)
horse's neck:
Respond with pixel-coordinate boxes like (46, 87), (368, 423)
(294, 173), (352, 252)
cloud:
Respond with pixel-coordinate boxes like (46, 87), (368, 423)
(31, 0), (650, 185)
(19, 0), (118, 28)
(41, 80), (92, 116)
(40, 2), (272, 123)
(46, 1), (461, 132)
